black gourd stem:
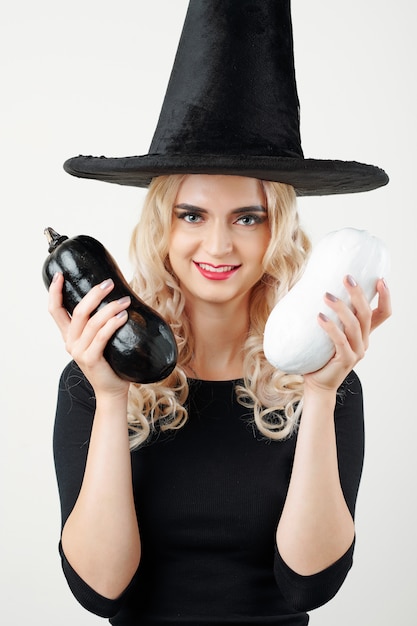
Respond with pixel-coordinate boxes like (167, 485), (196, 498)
(44, 227), (69, 253)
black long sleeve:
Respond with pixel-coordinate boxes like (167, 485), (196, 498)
(53, 362), (364, 624)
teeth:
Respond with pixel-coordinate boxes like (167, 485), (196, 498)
(198, 263), (236, 273)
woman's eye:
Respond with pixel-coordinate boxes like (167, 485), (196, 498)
(236, 214), (263, 226)
(185, 213), (202, 223)
(177, 212), (203, 223)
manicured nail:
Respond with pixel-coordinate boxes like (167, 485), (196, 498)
(319, 312), (329, 322)
(382, 277), (389, 289)
(346, 274), (357, 287)
(100, 278), (113, 290)
(116, 309), (128, 319)
(117, 296), (131, 306)
(325, 292), (338, 302)
(52, 272), (60, 283)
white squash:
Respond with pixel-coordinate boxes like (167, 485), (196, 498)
(263, 227), (390, 375)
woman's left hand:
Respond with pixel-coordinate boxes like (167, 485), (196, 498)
(304, 276), (392, 393)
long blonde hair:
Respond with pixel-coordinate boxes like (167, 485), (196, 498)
(127, 175), (311, 449)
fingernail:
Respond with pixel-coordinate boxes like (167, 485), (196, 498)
(382, 277), (389, 289)
(100, 278), (114, 290)
(116, 310), (128, 319)
(325, 292), (338, 302)
(347, 274), (357, 287)
(52, 272), (60, 283)
(319, 312), (329, 322)
(117, 296), (131, 306)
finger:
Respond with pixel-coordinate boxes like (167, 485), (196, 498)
(342, 275), (373, 348)
(370, 278), (392, 331)
(47, 272), (72, 336)
(71, 304), (130, 367)
(70, 295), (131, 356)
(343, 275), (392, 334)
(323, 294), (365, 360)
(68, 278), (116, 339)
(317, 311), (355, 366)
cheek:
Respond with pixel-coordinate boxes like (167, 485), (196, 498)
(170, 224), (202, 252)
(168, 228), (183, 256)
(167, 229), (193, 271)
(250, 231), (270, 264)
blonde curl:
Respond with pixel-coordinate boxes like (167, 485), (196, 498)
(127, 175), (311, 449)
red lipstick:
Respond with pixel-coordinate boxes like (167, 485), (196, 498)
(193, 261), (240, 280)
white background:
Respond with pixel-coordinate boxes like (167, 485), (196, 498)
(1, 1), (415, 624)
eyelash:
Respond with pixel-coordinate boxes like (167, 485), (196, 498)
(235, 214), (265, 226)
(175, 212), (266, 226)
(176, 211), (203, 223)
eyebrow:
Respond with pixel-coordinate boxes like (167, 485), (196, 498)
(174, 203), (267, 214)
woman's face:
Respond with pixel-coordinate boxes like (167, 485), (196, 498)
(168, 174), (270, 308)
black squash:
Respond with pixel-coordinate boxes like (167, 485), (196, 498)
(42, 227), (177, 383)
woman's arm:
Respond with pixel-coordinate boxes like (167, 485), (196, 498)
(61, 390), (141, 599)
(276, 384), (354, 575)
(49, 273), (141, 600)
(277, 382), (354, 576)
(276, 276), (391, 576)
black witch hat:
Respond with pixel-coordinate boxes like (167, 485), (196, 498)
(64, 0), (388, 196)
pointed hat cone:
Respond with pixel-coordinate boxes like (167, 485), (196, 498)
(64, 0), (388, 196)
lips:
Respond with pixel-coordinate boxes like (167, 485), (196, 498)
(193, 261), (241, 280)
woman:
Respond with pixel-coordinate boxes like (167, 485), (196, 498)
(49, 173), (391, 624)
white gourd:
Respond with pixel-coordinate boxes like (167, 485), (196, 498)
(263, 227), (390, 375)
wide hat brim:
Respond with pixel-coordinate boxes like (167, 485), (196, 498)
(64, 154), (388, 196)
(64, 0), (389, 196)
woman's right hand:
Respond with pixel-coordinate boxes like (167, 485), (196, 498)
(48, 272), (131, 398)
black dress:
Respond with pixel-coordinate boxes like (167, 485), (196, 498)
(53, 362), (364, 625)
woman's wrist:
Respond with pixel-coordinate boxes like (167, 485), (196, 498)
(94, 388), (129, 418)
(302, 381), (337, 416)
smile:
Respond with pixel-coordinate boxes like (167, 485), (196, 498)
(193, 261), (241, 280)
(197, 263), (238, 273)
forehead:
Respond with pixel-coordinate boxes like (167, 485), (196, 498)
(175, 175), (265, 207)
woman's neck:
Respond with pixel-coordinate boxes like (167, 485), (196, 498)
(184, 300), (250, 381)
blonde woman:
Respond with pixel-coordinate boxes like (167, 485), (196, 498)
(49, 173), (391, 625)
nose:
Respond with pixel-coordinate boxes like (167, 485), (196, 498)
(203, 220), (233, 257)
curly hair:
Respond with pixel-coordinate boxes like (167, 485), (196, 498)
(127, 175), (311, 449)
